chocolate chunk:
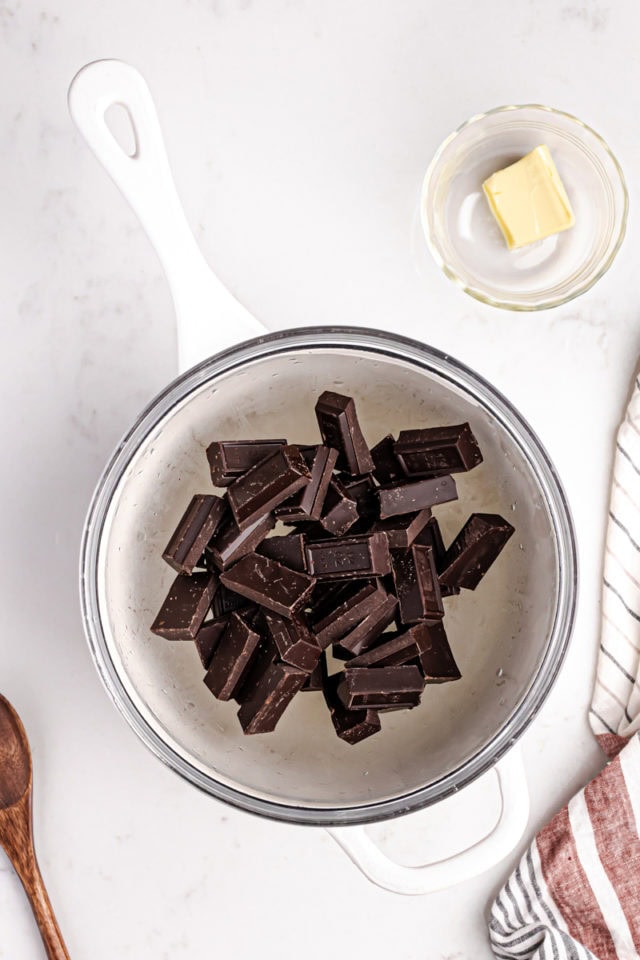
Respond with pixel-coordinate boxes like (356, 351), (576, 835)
(275, 446), (338, 522)
(194, 616), (229, 668)
(151, 572), (218, 641)
(334, 593), (398, 657)
(210, 582), (253, 617)
(371, 508), (432, 549)
(371, 434), (404, 485)
(206, 440), (287, 486)
(412, 620), (461, 682)
(439, 513), (515, 590)
(264, 612), (321, 672)
(337, 665), (424, 709)
(309, 580), (387, 647)
(305, 532), (391, 580)
(337, 474), (378, 520)
(315, 391), (374, 475)
(318, 479), (359, 536)
(227, 445), (311, 529)
(257, 533), (308, 572)
(301, 652), (327, 691)
(162, 494), (227, 574)
(205, 510), (275, 570)
(204, 612), (261, 700)
(349, 623), (428, 668)
(220, 552), (315, 618)
(395, 423), (483, 478)
(414, 517), (460, 596)
(377, 475), (458, 518)
(324, 675), (381, 744)
(390, 544), (444, 623)
(237, 661), (307, 734)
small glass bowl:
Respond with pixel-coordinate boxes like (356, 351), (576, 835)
(421, 105), (628, 310)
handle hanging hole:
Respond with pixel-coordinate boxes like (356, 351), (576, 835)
(105, 102), (138, 158)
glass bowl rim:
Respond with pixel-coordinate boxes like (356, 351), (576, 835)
(79, 326), (578, 826)
(421, 103), (629, 311)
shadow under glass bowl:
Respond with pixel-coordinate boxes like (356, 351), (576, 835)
(80, 327), (577, 825)
(421, 104), (628, 310)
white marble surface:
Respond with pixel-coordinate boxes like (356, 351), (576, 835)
(1, 0), (640, 956)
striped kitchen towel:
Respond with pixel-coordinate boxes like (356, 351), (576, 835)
(489, 380), (640, 960)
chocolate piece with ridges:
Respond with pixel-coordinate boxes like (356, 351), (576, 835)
(318, 479), (359, 536)
(302, 652), (327, 691)
(162, 494), (228, 574)
(371, 508), (432, 549)
(257, 533), (308, 572)
(371, 434), (404, 485)
(309, 580), (386, 647)
(264, 612), (322, 672)
(275, 446), (338, 522)
(413, 620), (461, 682)
(391, 544), (444, 623)
(324, 675), (381, 744)
(395, 423), (483, 478)
(227, 445), (311, 529)
(315, 391), (374, 475)
(334, 593), (398, 657)
(220, 552), (315, 618)
(210, 582), (253, 617)
(151, 572), (218, 641)
(204, 612), (261, 700)
(194, 616), (229, 668)
(205, 511), (275, 571)
(206, 440), (287, 486)
(237, 661), (307, 734)
(439, 513), (515, 590)
(305, 532), (391, 580)
(377, 475), (458, 518)
(337, 665), (425, 709)
(348, 624), (427, 668)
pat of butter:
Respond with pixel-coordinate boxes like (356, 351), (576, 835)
(482, 145), (575, 250)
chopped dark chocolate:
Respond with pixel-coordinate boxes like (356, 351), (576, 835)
(337, 665), (425, 709)
(439, 513), (515, 590)
(390, 544), (444, 623)
(206, 439), (287, 486)
(315, 391), (374, 475)
(305, 532), (391, 580)
(318, 479), (359, 536)
(414, 517), (460, 596)
(337, 473), (378, 520)
(302, 651), (327, 691)
(334, 593), (398, 657)
(275, 446), (338, 522)
(371, 508), (432, 549)
(377, 475), (458, 518)
(227, 445), (311, 529)
(412, 620), (461, 682)
(220, 552), (315, 618)
(210, 582), (253, 617)
(370, 434), (405, 485)
(257, 533), (308, 572)
(194, 616), (229, 668)
(348, 623), (428, 668)
(151, 572), (218, 641)
(204, 510), (275, 571)
(395, 423), (483, 478)
(237, 661), (307, 734)
(324, 675), (381, 744)
(309, 580), (387, 647)
(204, 612), (261, 700)
(162, 494), (228, 575)
(264, 612), (321, 672)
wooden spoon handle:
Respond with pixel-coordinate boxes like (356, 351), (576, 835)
(0, 794), (70, 960)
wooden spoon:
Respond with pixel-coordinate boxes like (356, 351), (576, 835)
(0, 694), (70, 959)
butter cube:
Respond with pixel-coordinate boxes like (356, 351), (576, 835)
(482, 145), (575, 250)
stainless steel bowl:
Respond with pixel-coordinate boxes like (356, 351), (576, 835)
(80, 327), (577, 826)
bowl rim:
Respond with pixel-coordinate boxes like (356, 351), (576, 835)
(421, 103), (629, 311)
(79, 326), (578, 825)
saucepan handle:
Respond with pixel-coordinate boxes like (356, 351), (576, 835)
(68, 59), (265, 371)
(327, 746), (529, 896)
